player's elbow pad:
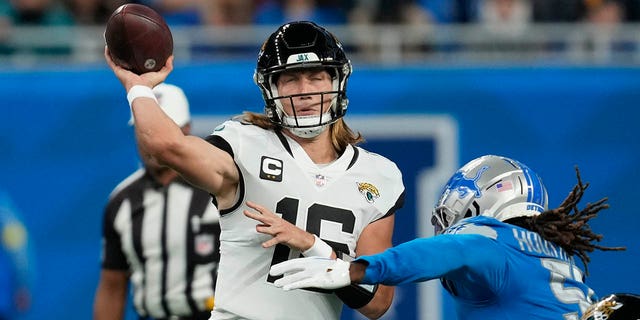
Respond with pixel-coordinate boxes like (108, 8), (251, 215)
(335, 283), (378, 309)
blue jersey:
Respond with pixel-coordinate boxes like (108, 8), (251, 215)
(357, 216), (595, 320)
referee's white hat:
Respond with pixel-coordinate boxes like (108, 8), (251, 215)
(128, 83), (191, 127)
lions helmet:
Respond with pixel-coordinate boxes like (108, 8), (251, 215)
(254, 21), (352, 138)
(581, 293), (640, 320)
(431, 155), (548, 234)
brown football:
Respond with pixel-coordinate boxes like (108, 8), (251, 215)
(104, 3), (173, 75)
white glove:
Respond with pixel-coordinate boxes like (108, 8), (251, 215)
(269, 257), (351, 291)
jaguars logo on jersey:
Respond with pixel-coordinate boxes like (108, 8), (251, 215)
(357, 182), (380, 203)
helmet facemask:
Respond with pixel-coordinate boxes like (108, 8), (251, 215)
(431, 187), (476, 234)
(254, 21), (352, 138)
(269, 66), (348, 138)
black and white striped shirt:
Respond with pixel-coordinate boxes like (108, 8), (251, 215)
(101, 168), (220, 319)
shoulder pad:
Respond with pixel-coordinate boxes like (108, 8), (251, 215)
(444, 221), (498, 240)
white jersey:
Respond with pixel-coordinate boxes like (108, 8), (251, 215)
(206, 119), (405, 320)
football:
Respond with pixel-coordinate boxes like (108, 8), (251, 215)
(104, 3), (173, 75)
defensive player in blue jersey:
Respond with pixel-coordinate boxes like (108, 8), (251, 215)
(269, 155), (625, 319)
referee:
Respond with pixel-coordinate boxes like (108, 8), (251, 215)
(94, 83), (220, 320)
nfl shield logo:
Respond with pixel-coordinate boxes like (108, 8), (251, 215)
(315, 174), (326, 187)
(195, 234), (214, 256)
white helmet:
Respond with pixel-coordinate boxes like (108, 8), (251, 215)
(431, 155), (548, 234)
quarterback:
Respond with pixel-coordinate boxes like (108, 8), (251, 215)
(105, 21), (405, 320)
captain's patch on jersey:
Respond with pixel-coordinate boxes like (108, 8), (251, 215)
(260, 156), (283, 182)
(357, 182), (380, 203)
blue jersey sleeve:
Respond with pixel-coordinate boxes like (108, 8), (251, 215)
(357, 234), (507, 286)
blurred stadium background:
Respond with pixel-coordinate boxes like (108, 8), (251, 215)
(1, 0), (639, 319)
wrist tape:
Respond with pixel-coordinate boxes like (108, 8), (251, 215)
(127, 85), (157, 107)
(302, 235), (333, 258)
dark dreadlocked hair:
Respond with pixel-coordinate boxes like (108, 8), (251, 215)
(506, 166), (626, 275)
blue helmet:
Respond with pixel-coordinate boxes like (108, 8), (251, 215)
(431, 155), (548, 234)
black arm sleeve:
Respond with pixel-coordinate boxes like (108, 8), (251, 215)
(334, 282), (378, 309)
(333, 251), (378, 309)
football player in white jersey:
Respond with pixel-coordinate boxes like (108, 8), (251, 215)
(104, 21), (405, 320)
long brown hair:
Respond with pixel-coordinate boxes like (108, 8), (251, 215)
(507, 167), (626, 275)
(241, 111), (364, 154)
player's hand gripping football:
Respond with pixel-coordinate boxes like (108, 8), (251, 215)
(104, 46), (173, 92)
(269, 257), (351, 290)
(243, 201), (316, 252)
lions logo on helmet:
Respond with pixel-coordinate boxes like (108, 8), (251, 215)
(431, 155), (548, 234)
(448, 165), (489, 198)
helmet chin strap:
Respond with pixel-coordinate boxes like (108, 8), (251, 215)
(282, 113), (331, 138)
